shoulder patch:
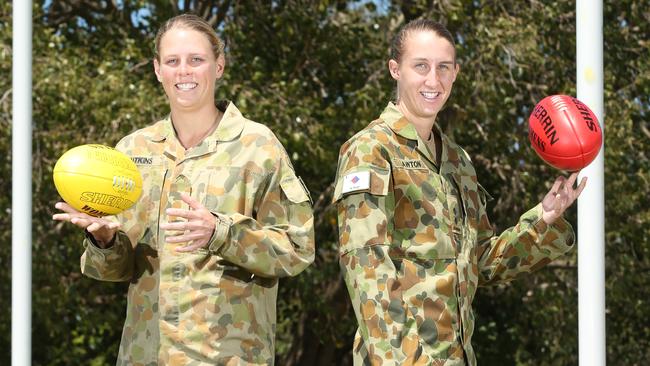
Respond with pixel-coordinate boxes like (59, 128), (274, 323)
(341, 171), (370, 194)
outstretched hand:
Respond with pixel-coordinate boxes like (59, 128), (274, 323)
(160, 193), (216, 252)
(541, 172), (587, 224)
(52, 202), (120, 247)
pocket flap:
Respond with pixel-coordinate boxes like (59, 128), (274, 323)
(280, 176), (311, 204)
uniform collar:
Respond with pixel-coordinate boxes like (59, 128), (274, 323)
(150, 117), (173, 142)
(380, 102), (454, 169)
(149, 100), (245, 143)
(379, 102), (420, 141)
(380, 102), (467, 184)
(211, 100), (245, 142)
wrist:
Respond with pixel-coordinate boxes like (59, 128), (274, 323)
(208, 213), (232, 254)
(541, 213), (554, 225)
(86, 229), (117, 249)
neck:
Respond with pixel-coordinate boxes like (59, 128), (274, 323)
(170, 104), (222, 149)
(396, 101), (436, 141)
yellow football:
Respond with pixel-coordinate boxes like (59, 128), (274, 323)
(53, 144), (143, 217)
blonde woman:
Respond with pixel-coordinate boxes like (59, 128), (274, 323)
(54, 14), (314, 365)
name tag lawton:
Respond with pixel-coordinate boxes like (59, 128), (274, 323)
(393, 159), (427, 170)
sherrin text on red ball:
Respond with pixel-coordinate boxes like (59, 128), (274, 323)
(528, 95), (602, 171)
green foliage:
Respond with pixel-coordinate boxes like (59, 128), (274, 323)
(0, 0), (647, 365)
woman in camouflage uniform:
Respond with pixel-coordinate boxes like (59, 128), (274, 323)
(54, 14), (315, 365)
(333, 19), (586, 365)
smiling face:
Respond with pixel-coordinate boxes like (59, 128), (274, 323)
(153, 27), (225, 112)
(388, 30), (459, 125)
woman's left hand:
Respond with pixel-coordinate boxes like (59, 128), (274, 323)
(541, 171), (588, 225)
(161, 193), (217, 252)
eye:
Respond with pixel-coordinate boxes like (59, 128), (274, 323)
(191, 56), (204, 63)
(165, 58), (177, 65)
(415, 63), (429, 72)
(438, 64), (450, 71)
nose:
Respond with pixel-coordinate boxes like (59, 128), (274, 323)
(424, 70), (440, 87)
(178, 60), (191, 76)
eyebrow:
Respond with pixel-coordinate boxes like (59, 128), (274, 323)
(162, 52), (208, 58)
(411, 58), (455, 64)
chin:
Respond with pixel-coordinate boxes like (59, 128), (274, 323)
(419, 107), (440, 117)
(171, 100), (198, 110)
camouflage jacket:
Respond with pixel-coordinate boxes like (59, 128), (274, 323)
(80, 101), (315, 365)
(333, 102), (575, 366)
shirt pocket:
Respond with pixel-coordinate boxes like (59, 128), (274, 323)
(392, 167), (457, 260)
(136, 163), (166, 203)
(457, 180), (492, 232)
(130, 163), (166, 248)
(392, 165), (441, 225)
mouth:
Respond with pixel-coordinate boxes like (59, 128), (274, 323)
(175, 82), (198, 91)
(420, 91), (441, 101)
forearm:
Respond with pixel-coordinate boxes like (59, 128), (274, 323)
(208, 208), (315, 278)
(478, 203), (575, 285)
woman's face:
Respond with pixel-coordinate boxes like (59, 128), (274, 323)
(154, 27), (224, 112)
(389, 30), (459, 123)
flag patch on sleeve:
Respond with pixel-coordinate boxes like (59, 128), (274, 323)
(342, 171), (370, 194)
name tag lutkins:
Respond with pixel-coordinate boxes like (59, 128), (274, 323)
(131, 157), (153, 165)
(393, 159), (426, 170)
(342, 171), (371, 194)
(131, 156), (161, 166)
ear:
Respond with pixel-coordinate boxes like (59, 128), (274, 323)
(388, 59), (400, 81)
(452, 62), (460, 82)
(215, 54), (226, 80)
(153, 58), (162, 82)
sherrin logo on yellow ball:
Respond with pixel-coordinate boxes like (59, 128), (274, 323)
(53, 144), (143, 217)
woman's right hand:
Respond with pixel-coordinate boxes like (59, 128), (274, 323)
(52, 202), (120, 248)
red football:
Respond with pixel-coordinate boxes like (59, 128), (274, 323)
(528, 95), (602, 171)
